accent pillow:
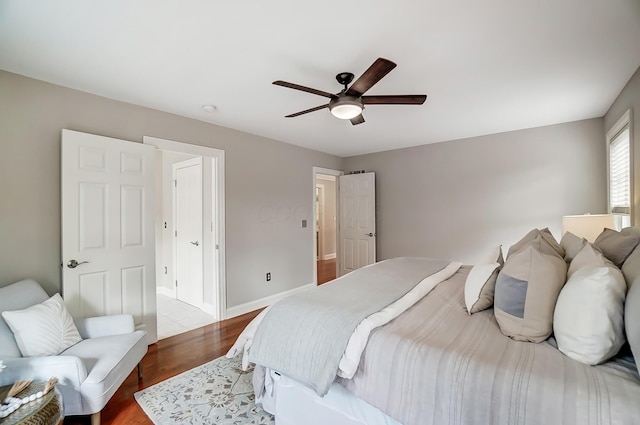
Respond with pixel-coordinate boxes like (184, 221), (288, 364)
(593, 228), (640, 267)
(560, 231), (587, 263)
(464, 246), (504, 314)
(494, 243), (567, 342)
(621, 238), (640, 368)
(507, 228), (564, 259)
(553, 244), (626, 365)
(1, 293), (82, 357)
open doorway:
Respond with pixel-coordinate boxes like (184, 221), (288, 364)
(313, 167), (342, 285)
(144, 137), (226, 340)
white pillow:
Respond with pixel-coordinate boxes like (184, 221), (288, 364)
(553, 244), (627, 365)
(2, 293), (82, 357)
(464, 245), (503, 314)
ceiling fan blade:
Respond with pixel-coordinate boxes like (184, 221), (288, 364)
(345, 58), (397, 97)
(284, 104), (329, 118)
(361, 94), (427, 105)
(273, 80), (336, 99)
(350, 114), (365, 125)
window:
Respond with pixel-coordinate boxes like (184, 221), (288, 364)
(607, 109), (632, 227)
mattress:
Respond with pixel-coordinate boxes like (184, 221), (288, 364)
(263, 369), (401, 425)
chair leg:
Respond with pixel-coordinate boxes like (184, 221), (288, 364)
(137, 363), (142, 380)
(90, 412), (100, 425)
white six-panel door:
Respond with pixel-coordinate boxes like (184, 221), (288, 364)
(173, 157), (204, 308)
(338, 172), (376, 276)
(61, 129), (157, 342)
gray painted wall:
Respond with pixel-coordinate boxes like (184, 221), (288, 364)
(605, 65), (640, 224)
(344, 119), (607, 264)
(0, 70), (343, 306)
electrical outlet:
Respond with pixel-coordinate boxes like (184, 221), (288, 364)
(266, 272), (271, 282)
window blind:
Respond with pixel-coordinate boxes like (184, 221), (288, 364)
(609, 127), (630, 214)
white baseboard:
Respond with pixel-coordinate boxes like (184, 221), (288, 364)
(225, 283), (315, 319)
(156, 286), (174, 298)
(201, 302), (217, 317)
(322, 253), (336, 260)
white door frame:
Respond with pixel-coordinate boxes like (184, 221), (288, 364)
(312, 167), (342, 285)
(144, 136), (227, 320)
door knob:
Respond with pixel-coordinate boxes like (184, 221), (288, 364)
(365, 232), (376, 237)
(190, 241), (199, 246)
(67, 259), (89, 269)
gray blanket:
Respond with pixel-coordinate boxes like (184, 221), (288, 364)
(249, 257), (450, 396)
(340, 266), (640, 425)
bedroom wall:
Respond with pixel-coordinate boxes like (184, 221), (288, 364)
(343, 119), (606, 264)
(0, 70), (343, 308)
(605, 65), (640, 225)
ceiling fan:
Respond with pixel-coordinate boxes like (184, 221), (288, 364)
(273, 58), (427, 125)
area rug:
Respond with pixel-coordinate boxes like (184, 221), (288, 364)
(135, 355), (274, 425)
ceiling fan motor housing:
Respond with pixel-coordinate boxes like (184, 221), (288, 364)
(329, 95), (363, 119)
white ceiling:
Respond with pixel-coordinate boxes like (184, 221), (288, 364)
(1, 1), (639, 157)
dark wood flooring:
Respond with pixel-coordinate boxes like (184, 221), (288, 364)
(63, 309), (261, 425)
(317, 258), (337, 284)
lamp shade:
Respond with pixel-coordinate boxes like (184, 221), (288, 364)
(561, 214), (617, 243)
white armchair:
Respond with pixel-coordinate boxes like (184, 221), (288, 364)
(0, 279), (148, 425)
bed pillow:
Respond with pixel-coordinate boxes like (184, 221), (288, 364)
(621, 240), (640, 368)
(553, 243), (626, 365)
(593, 228), (640, 268)
(560, 231), (587, 263)
(1, 293), (82, 357)
(507, 228), (564, 259)
(494, 242), (567, 342)
(464, 246), (504, 314)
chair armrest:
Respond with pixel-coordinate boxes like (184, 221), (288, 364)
(0, 356), (87, 388)
(75, 314), (135, 339)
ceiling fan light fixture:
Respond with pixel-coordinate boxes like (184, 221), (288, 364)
(329, 97), (363, 120)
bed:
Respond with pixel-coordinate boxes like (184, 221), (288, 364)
(227, 228), (640, 425)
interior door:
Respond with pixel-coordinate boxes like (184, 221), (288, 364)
(61, 129), (157, 343)
(338, 172), (376, 276)
(173, 158), (203, 308)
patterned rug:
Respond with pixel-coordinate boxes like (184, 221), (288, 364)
(135, 355), (275, 425)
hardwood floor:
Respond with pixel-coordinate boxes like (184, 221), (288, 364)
(63, 309), (261, 425)
(317, 258), (337, 284)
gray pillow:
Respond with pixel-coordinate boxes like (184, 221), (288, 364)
(494, 243), (567, 342)
(560, 231), (587, 263)
(507, 228), (564, 259)
(594, 228), (640, 267)
(621, 240), (640, 368)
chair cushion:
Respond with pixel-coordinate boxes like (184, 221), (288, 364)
(61, 330), (147, 414)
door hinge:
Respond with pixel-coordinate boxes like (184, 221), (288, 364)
(174, 180), (177, 187)
(175, 280), (178, 287)
(175, 230), (177, 237)
(215, 244), (219, 250)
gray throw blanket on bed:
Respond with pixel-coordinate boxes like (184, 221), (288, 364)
(249, 257), (450, 396)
